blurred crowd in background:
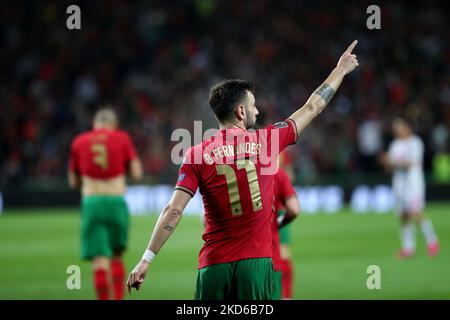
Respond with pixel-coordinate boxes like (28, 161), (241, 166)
(1, 0), (449, 187)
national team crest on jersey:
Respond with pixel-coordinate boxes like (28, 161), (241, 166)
(178, 173), (186, 181)
(273, 121), (288, 128)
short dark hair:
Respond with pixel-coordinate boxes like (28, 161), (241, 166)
(208, 79), (254, 123)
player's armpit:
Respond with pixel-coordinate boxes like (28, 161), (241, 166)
(68, 171), (81, 189)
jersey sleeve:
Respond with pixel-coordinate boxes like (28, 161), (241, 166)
(267, 119), (298, 153)
(68, 139), (79, 173)
(174, 147), (200, 197)
(122, 132), (138, 162)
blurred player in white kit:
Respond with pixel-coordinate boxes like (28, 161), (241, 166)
(381, 118), (439, 258)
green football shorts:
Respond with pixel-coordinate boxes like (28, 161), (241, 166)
(273, 271), (282, 300)
(195, 258), (273, 300)
(80, 195), (129, 260)
(278, 210), (291, 245)
(279, 224), (291, 244)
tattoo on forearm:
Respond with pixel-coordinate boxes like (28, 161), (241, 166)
(315, 83), (335, 103)
(164, 224), (174, 231)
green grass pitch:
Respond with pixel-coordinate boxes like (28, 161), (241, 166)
(0, 203), (449, 300)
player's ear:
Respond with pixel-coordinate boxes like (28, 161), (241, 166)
(235, 105), (246, 121)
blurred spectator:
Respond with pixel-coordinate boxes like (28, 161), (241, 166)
(357, 113), (383, 172)
(0, 0), (448, 186)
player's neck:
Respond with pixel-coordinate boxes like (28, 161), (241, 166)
(219, 120), (246, 131)
(93, 124), (115, 131)
(399, 133), (412, 140)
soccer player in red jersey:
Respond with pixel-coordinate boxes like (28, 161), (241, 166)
(68, 108), (143, 300)
(272, 165), (300, 299)
(127, 41), (359, 299)
(277, 151), (297, 299)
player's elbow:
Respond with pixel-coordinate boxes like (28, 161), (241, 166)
(163, 203), (184, 220)
(286, 198), (301, 218)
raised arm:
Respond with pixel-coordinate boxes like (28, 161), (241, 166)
(289, 40), (359, 133)
(126, 189), (192, 293)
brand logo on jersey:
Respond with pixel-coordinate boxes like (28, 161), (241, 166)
(273, 121), (288, 128)
(178, 173), (186, 181)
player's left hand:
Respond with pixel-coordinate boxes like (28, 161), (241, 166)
(336, 40), (359, 75)
(126, 260), (149, 294)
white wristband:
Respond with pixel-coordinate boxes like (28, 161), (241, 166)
(277, 215), (284, 225)
(142, 249), (156, 263)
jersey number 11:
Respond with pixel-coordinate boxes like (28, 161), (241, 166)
(216, 159), (262, 215)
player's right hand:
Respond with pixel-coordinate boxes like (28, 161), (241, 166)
(336, 40), (359, 75)
(126, 260), (149, 294)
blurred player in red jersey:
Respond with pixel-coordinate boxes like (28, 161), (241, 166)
(275, 151), (299, 299)
(127, 41), (359, 299)
(272, 157), (300, 299)
(68, 108), (143, 300)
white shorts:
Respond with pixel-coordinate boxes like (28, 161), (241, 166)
(394, 192), (425, 215)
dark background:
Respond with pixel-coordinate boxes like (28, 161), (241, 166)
(0, 0), (449, 204)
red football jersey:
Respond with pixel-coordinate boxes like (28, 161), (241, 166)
(176, 119), (298, 269)
(69, 128), (137, 178)
(279, 150), (293, 168)
(272, 168), (297, 271)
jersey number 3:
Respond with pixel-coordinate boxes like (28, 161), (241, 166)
(216, 159), (262, 215)
(91, 143), (108, 170)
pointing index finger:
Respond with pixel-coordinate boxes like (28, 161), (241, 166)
(345, 40), (358, 54)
